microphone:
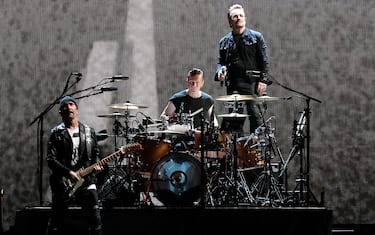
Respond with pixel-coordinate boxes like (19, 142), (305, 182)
(105, 75), (129, 80)
(220, 66), (227, 87)
(100, 87), (118, 91)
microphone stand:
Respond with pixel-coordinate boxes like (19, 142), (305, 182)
(29, 75), (114, 205)
(268, 75), (322, 206)
(29, 73), (81, 205)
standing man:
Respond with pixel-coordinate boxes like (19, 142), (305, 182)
(215, 4), (271, 134)
(46, 96), (104, 235)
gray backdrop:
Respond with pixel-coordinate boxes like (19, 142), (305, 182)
(0, 0), (374, 231)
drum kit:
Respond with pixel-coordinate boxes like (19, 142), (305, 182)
(96, 94), (304, 208)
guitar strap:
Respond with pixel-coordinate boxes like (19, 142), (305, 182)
(84, 125), (92, 159)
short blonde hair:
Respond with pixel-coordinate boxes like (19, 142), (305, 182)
(227, 4), (244, 20)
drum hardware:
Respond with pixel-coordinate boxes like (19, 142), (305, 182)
(267, 74), (322, 206)
(204, 123), (257, 206)
(248, 106), (286, 206)
(279, 110), (320, 206)
(223, 101), (245, 109)
(98, 159), (142, 207)
(99, 108), (142, 206)
(205, 144), (256, 206)
(203, 100), (258, 206)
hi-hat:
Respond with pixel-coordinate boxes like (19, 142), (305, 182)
(109, 102), (148, 109)
(97, 112), (135, 118)
(217, 113), (249, 118)
(216, 94), (256, 101)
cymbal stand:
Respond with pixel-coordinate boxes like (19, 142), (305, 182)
(105, 109), (139, 206)
(199, 112), (207, 208)
(249, 104), (285, 206)
(206, 130), (256, 205)
(206, 94), (258, 206)
(99, 116), (126, 206)
(267, 74), (322, 206)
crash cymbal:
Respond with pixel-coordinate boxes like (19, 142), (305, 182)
(217, 112), (249, 118)
(109, 102), (148, 109)
(255, 95), (290, 102)
(216, 94), (256, 101)
(97, 112), (135, 118)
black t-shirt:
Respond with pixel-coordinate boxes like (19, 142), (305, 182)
(170, 90), (214, 128)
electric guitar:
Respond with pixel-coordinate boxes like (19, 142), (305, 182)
(62, 143), (142, 198)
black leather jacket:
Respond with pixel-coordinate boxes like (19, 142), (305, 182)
(47, 121), (101, 190)
(214, 28), (271, 90)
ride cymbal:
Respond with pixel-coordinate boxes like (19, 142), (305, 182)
(109, 102), (148, 109)
(255, 95), (290, 102)
(216, 94), (256, 101)
(217, 113), (249, 118)
(97, 112), (135, 118)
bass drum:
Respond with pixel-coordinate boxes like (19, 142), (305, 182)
(151, 152), (204, 206)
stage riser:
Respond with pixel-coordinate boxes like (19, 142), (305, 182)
(13, 207), (332, 235)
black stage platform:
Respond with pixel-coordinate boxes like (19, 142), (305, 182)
(12, 206), (333, 235)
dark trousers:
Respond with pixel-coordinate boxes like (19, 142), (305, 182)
(46, 188), (103, 235)
(228, 100), (263, 134)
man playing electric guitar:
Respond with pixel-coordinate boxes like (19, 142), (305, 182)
(46, 96), (105, 235)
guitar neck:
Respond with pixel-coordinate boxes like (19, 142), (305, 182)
(78, 150), (122, 178)
(77, 143), (141, 178)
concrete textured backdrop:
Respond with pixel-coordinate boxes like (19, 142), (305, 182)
(0, 0), (374, 231)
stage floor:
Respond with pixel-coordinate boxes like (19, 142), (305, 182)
(12, 205), (333, 235)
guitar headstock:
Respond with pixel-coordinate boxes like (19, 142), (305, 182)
(119, 143), (142, 155)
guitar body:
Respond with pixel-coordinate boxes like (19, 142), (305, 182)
(58, 143), (141, 199)
(62, 177), (85, 198)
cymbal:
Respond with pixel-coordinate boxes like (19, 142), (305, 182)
(97, 112), (135, 118)
(147, 130), (186, 135)
(255, 95), (289, 102)
(109, 102), (148, 109)
(217, 113), (249, 118)
(216, 94), (256, 101)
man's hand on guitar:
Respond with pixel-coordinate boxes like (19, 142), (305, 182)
(93, 164), (104, 173)
(69, 170), (81, 181)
